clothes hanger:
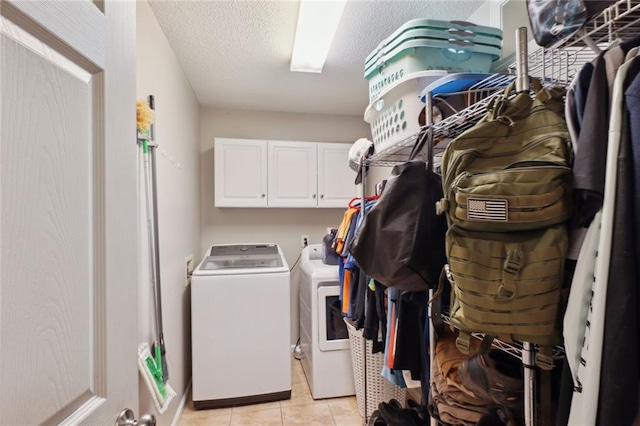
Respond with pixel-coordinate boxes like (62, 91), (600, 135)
(348, 195), (380, 209)
(577, 28), (602, 55)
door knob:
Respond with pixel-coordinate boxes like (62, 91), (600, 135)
(139, 414), (157, 426)
(116, 408), (156, 426)
(320, 194), (324, 199)
(261, 194), (266, 198)
(313, 194), (317, 199)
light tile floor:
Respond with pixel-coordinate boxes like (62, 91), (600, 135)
(179, 356), (363, 426)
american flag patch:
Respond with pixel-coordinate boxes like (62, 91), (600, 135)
(466, 197), (508, 222)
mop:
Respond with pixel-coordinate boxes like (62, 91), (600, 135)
(137, 98), (176, 414)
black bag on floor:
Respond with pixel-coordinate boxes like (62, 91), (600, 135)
(351, 129), (447, 291)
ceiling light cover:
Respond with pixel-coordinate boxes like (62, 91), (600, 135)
(290, 0), (347, 73)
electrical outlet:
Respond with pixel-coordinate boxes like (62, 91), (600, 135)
(185, 254), (194, 287)
(301, 235), (309, 248)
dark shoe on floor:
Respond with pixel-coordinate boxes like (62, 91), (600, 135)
(477, 407), (507, 426)
(477, 406), (521, 426)
(368, 410), (387, 426)
(387, 399), (403, 409)
(406, 399), (430, 425)
(378, 402), (422, 426)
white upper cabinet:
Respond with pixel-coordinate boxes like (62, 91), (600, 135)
(214, 138), (268, 207)
(317, 142), (358, 208)
(268, 140), (318, 208)
(214, 138), (356, 208)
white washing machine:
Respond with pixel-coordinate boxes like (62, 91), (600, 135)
(191, 243), (291, 409)
(298, 245), (355, 399)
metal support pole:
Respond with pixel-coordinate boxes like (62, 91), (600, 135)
(360, 157), (366, 213)
(425, 91), (439, 426)
(523, 342), (536, 426)
(516, 27), (530, 93)
(515, 27), (537, 426)
(359, 156), (367, 423)
(428, 287), (437, 426)
(426, 91), (433, 137)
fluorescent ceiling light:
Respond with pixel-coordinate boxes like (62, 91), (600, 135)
(290, 0), (347, 73)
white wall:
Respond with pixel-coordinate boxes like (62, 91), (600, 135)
(200, 108), (370, 344)
(501, 0), (534, 58)
(364, 166), (392, 195)
(463, 0), (534, 59)
(466, 0), (503, 28)
(137, 1), (201, 424)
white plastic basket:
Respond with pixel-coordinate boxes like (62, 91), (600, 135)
(344, 318), (407, 421)
(365, 71), (446, 155)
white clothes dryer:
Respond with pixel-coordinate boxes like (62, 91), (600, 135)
(191, 243), (291, 409)
(298, 245), (355, 399)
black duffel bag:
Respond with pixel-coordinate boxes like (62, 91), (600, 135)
(527, 0), (615, 48)
(351, 128), (447, 291)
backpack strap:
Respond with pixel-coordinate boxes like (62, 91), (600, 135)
(430, 266), (447, 335)
(455, 331), (494, 355)
(408, 127), (428, 161)
(478, 334), (494, 354)
(488, 77), (564, 123)
(488, 79), (534, 123)
(540, 367), (553, 426)
(486, 81), (516, 120)
(529, 77), (566, 116)
(455, 330), (472, 354)
(536, 345), (554, 370)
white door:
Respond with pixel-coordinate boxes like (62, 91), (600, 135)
(268, 141), (318, 208)
(1, 1), (138, 425)
(214, 138), (268, 207)
(317, 143), (358, 208)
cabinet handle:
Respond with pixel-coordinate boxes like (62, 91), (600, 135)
(261, 194), (266, 198)
(313, 194), (317, 199)
(320, 194), (324, 199)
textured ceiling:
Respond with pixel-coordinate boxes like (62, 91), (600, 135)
(148, 0), (484, 116)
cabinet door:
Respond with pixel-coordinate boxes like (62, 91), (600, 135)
(268, 141), (318, 208)
(214, 138), (268, 207)
(317, 143), (358, 208)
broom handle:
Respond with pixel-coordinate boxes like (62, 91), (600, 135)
(148, 95), (169, 382)
(143, 140), (162, 352)
(150, 147), (165, 341)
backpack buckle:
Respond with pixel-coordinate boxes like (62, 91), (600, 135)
(535, 87), (552, 103)
(503, 249), (523, 275)
(435, 198), (448, 215)
(444, 264), (455, 284)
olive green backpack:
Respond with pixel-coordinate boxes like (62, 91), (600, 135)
(435, 79), (572, 369)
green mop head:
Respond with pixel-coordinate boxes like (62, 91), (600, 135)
(138, 342), (176, 414)
(146, 344), (166, 398)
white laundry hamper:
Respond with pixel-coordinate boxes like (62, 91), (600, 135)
(365, 70), (446, 154)
(365, 19), (502, 102)
(344, 318), (407, 421)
